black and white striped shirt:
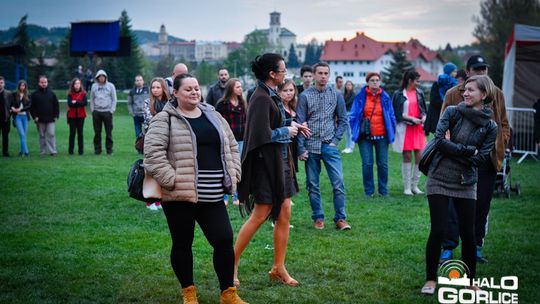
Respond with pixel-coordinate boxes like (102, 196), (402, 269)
(197, 169), (225, 203)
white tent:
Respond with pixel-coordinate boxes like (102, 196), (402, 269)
(502, 24), (540, 161)
(502, 24), (540, 110)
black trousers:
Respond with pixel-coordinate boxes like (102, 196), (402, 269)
(0, 119), (10, 155)
(161, 201), (234, 291)
(442, 163), (497, 249)
(92, 111), (113, 154)
(68, 118), (85, 154)
(426, 194), (476, 281)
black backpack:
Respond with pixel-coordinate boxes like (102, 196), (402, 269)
(127, 159), (149, 202)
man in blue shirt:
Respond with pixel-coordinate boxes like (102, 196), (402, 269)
(297, 62), (351, 231)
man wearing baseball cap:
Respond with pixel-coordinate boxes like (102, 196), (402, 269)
(439, 54), (510, 264)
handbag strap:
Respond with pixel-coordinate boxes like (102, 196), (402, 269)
(367, 92), (378, 120)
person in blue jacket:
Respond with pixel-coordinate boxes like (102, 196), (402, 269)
(349, 72), (396, 197)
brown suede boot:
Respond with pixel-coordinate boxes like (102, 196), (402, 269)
(220, 287), (248, 304)
(182, 285), (199, 304)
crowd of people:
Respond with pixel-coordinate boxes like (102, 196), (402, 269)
(0, 52), (512, 302)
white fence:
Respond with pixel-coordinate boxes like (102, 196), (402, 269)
(507, 107), (538, 164)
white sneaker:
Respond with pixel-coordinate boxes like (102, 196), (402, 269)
(147, 203), (158, 211)
(342, 148), (353, 154)
(412, 187), (424, 195)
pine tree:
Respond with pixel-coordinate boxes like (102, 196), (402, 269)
(154, 55), (176, 78)
(381, 48), (413, 94)
(287, 44), (300, 68)
(51, 34), (80, 88)
(116, 10), (144, 89)
(13, 15), (34, 66)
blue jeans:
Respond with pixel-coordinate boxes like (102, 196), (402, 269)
(15, 115), (29, 154)
(343, 112), (355, 150)
(305, 143), (347, 223)
(133, 116), (144, 138)
(358, 138), (389, 196)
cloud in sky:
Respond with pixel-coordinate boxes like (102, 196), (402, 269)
(0, 0), (481, 49)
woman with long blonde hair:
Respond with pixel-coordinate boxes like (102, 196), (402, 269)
(142, 77), (171, 211)
(10, 80), (31, 156)
(143, 77), (170, 131)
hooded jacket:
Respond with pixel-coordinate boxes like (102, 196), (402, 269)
(143, 101), (241, 203)
(90, 70), (117, 113)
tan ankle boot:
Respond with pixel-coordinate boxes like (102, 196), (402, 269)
(220, 286), (248, 304)
(182, 285), (199, 304)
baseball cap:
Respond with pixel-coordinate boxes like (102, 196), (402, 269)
(466, 55), (489, 70)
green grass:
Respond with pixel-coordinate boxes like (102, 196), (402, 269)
(1, 104), (539, 303)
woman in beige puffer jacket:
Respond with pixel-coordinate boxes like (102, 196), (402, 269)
(143, 74), (247, 304)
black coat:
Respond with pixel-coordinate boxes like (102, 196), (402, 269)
(425, 82), (443, 136)
(30, 88), (59, 123)
(392, 88), (427, 124)
(205, 82), (226, 107)
(431, 103), (497, 184)
(0, 89), (12, 122)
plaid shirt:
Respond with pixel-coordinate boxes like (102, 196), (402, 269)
(216, 100), (246, 141)
(297, 86), (347, 155)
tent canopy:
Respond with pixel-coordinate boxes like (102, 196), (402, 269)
(502, 24), (540, 110)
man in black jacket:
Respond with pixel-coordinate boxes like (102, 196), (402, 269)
(30, 75), (59, 156)
(0, 76), (12, 156)
(205, 68), (229, 106)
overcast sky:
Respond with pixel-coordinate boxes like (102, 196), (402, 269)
(1, 0), (482, 49)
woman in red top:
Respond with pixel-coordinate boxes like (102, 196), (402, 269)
(66, 78), (87, 155)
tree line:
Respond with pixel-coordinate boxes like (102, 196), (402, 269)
(3, 0), (539, 90)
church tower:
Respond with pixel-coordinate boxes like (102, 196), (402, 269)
(158, 24), (168, 45)
(158, 24), (169, 56)
(269, 12), (281, 46)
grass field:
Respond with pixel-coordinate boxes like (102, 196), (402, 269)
(1, 104), (539, 304)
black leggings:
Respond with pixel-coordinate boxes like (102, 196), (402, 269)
(68, 118), (84, 154)
(162, 201), (234, 291)
(426, 194), (476, 281)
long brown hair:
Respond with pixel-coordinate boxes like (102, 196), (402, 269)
(217, 78), (246, 109)
(68, 78), (85, 95)
(149, 77), (171, 115)
(278, 79), (298, 110)
(16, 80), (29, 103)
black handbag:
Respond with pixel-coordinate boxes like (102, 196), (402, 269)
(360, 95), (378, 138)
(127, 159), (147, 202)
(419, 139), (438, 175)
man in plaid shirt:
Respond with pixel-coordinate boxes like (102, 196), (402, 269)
(297, 62), (351, 231)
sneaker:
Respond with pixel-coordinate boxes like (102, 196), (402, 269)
(146, 203), (158, 211)
(341, 148), (353, 154)
(476, 247), (488, 264)
(335, 219), (351, 230)
(439, 249), (453, 264)
(314, 219), (325, 230)
(155, 202), (162, 209)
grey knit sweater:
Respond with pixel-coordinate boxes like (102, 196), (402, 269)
(426, 104), (493, 199)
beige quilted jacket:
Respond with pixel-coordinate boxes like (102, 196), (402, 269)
(143, 101), (241, 203)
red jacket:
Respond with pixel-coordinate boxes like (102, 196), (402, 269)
(67, 91), (88, 119)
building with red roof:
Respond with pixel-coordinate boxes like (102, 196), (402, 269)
(321, 32), (444, 85)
